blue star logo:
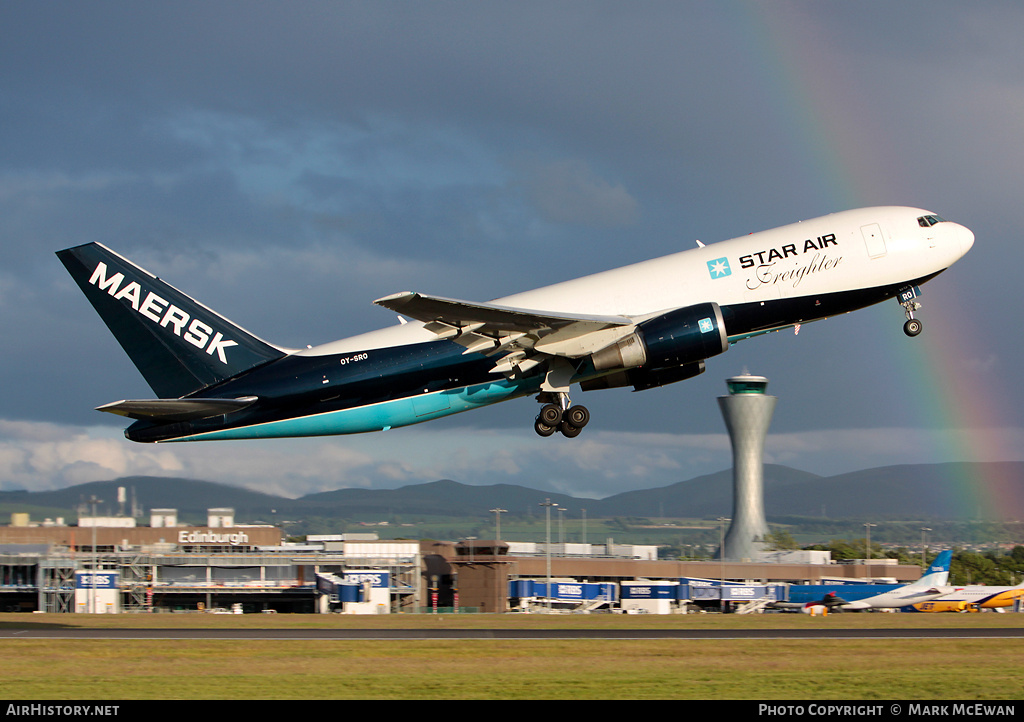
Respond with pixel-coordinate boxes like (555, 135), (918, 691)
(699, 317), (714, 334)
(707, 257), (731, 279)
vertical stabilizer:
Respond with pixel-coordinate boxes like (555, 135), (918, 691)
(57, 243), (287, 398)
(913, 550), (953, 588)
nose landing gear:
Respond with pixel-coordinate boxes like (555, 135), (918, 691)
(534, 393), (590, 438)
(898, 287), (923, 337)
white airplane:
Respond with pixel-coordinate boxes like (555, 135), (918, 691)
(57, 206), (974, 443)
(840, 550), (953, 610)
(905, 582), (1024, 612)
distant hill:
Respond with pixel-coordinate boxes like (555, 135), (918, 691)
(594, 464), (824, 518)
(765, 462), (1024, 520)
(292, 479), (590, 517)
(0, 476), (286, 524)
(1, 462), (1021, 523)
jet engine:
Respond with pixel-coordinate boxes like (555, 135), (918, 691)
(582, 302), (728, 392)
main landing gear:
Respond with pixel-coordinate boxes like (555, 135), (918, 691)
(533, 392), (590, 438)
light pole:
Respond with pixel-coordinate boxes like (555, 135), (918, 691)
(88, 495), (102, 614)
(540, 499), (557, 612)
(489, 508), (507, 542)
(863, 522), (877, 570)
(717, 516), (730, 612)
(717, 516), (730, 575)
(920, 527), (932, 571)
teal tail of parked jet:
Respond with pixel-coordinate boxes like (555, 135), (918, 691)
(57, 206), (973, 443)
(839, 550), (954, 610)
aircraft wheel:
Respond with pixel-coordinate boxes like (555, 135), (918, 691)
(903, 318), (923, 337)
(565, 405), (590, 428)
(534, 417), (557, 437)
(539, 403), (563, 426)
(559, 420), (583, 438)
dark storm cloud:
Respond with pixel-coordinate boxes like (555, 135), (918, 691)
(1, 1), (1022, 495)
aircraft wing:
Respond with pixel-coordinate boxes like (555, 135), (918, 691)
(374, 291), (636, 361)
(96, 397), (258, 422)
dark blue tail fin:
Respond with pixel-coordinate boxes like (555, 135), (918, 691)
(57, 243), (287, 398)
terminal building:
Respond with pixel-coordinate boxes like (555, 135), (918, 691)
(0, 509), (924, 614)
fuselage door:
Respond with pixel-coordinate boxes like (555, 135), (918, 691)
(861, 223), (887, 258)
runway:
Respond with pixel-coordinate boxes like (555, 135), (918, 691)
(4, 626), (1023, 641)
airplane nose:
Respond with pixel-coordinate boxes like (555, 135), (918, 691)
(957, 224), (975, 256)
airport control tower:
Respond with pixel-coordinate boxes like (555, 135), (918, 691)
(717, 373), (776, 561)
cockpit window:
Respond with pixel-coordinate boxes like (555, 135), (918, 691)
(917, 215), (947, 227)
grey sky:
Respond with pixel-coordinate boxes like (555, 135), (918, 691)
(2, 1), (1022, 500)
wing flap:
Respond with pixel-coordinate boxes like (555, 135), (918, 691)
(96, 397), (258, 422)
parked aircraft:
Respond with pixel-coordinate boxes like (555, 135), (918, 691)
(768, 591), (850, 615)
(904, 583), (1024, 612)
(57, 206), (973, 443)
(839, 550), (953, 610)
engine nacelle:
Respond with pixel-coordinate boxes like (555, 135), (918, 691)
(580, 360), (706, 392)
(629, 361), (707, 391)
(591, 302), (728, 373)
(582, 302), (728, 393)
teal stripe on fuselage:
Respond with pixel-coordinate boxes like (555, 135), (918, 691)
(168, 376), (539, 442)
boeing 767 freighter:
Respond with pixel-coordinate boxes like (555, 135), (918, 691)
(57, 206), (973, 442)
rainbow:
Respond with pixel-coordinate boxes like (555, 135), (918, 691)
(894, 296), (1023, 521)
(740, 4), (1022, 521)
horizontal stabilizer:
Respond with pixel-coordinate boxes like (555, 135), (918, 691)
(96, 397), (258, 422)
(905, 585), (942, 598)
